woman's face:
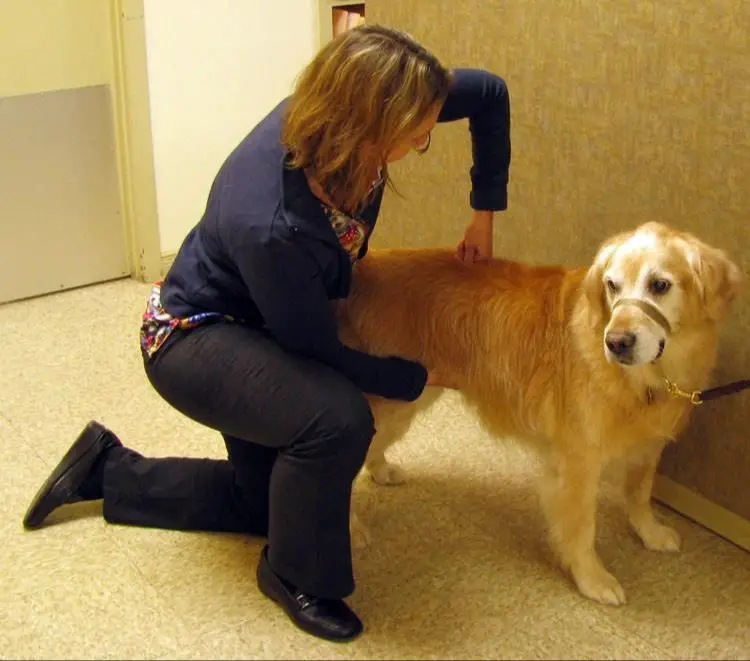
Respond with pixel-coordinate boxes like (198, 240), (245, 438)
(385, 104), (442, 163)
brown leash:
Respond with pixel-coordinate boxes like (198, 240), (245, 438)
(665, 378), (750, 406)
(612, 298), (750, 406)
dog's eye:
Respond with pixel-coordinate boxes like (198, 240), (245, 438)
(606, 278), (619, 294)
(650, 278), (672, 295)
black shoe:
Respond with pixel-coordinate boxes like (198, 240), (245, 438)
(23, 420), (122, 530)
(256, 545), (363, 642)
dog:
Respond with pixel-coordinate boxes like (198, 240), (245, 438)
(336, 221), (742, 605)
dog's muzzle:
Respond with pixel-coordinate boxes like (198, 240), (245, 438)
(610, 298), (670, 362)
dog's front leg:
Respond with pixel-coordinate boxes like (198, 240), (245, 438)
(624, 441), (681, 552)
(541, 448), (626, 605)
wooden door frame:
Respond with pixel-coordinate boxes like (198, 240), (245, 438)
(110, 0), (161, 283)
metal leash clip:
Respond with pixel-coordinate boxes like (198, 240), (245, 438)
(664, 379), (703, 406)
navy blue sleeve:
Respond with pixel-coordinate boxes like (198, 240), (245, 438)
(230, 229), (428, 402)
(438, 68), (511, 211)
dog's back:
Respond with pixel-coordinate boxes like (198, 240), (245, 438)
(338, 248), (589, 441)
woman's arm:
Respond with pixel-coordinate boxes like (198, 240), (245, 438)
(231, 230), (428, 402)
(438, 68), (511, 261)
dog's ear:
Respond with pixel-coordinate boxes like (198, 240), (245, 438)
(684, 235), (743, 322)
(582, 238), (619, 327)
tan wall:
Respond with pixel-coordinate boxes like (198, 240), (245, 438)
(369, 0), (750, 522)
(0, 0), (114, 99)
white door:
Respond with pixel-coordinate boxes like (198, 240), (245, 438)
(0, 0), (129, 303)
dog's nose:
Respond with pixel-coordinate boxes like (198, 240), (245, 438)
(605, 331), (637, 356)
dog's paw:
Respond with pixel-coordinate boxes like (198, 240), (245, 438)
(640, 522), (682, 553)
(575, 567), (627, 606)
(370, 462), (407, 486)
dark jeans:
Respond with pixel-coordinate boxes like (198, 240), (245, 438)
(101, 321), (375, 599)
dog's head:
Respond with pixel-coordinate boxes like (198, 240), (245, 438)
(583, 221), (742, 367)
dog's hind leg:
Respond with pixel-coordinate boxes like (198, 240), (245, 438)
(540, 446), (627, 605)
(349, 395), (422, 549)
(350, 389), (442, 549)
(624, 441), (681, 552)
(364, 387), (442, 485)
(364, 397), (420, 486)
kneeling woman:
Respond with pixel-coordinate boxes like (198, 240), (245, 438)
(24, 24), (511, 643)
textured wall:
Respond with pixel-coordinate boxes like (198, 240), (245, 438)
(369, 0), (750, 520)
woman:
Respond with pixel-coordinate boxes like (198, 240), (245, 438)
(22, 24), (511, 642)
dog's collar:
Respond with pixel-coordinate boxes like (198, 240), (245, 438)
(612, 298), (672, 335)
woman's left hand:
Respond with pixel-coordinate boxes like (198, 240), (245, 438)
(456, 210), (494, 263)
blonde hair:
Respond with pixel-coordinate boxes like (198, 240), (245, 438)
(282, 24), (453, 214)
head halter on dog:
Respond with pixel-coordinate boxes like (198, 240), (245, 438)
(612, 298), (672, 336)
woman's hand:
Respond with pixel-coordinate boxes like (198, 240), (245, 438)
(456, 210), (494, 263)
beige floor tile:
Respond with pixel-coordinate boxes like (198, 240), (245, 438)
(0, 417), (47, 514)
(368, 390), (549, 540)
(153, 623), (266, 660)
(0, 468), (193, 658)
(0, 279), (152, 461)
(0, 417), (198, 660)
(164, 618), (389, 661)
(525, 606), (669, 660)
(354, 524), (594, 656)
(351, 478), (582, 613)
(589, 519), (750, 660)
(1, 527), (195, 659)
(108, 528), (271, 638)
(173, 577), (558, 661)
(0, 279), (228, 467)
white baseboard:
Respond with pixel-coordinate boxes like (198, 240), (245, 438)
(160, 251), (176, 278)
(653, 475), (750, 553)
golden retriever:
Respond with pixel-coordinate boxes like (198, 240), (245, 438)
(336, 221), (742, 605)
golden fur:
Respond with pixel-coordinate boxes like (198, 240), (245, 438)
(336, 221), (742, 605)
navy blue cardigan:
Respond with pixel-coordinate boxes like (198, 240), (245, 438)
(160, 68), (511, 402)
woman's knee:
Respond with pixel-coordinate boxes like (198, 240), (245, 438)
(290, 388), (375, 463)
